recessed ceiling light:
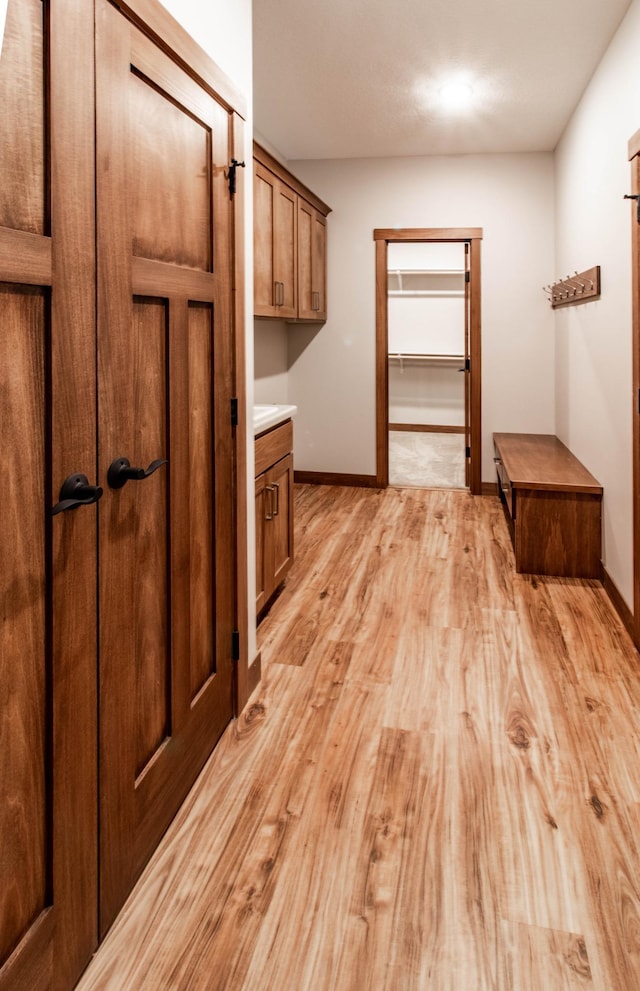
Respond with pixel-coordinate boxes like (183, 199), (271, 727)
(438, 79), (475, 112)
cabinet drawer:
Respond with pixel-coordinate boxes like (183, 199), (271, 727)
(255, 419), (293, 477)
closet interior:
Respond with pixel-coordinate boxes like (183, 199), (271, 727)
(387, 241), (467, 488)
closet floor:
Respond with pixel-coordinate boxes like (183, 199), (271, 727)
(389, 429), (466, 488)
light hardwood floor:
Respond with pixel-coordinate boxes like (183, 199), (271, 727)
(78, 485), (640, 990)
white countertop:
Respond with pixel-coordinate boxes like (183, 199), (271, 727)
(253, 404), (298, 435)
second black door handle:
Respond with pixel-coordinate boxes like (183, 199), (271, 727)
(107, 457), (168, 490)
(52, 474), (104, 515)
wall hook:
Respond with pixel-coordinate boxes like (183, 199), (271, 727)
(545, 266), (600, 308)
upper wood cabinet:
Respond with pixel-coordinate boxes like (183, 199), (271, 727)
(298, 198), (327, 320)
(254, 161), (298, 318)
(253, 141), (331, 322)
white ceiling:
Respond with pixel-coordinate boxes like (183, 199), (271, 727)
(253, 0), (633, 160)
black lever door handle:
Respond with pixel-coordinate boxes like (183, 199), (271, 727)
(107, 456), (168, 489)
(52, 473), (104, 515)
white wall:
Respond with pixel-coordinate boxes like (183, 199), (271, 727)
(254, 320), (290, 403)
(288, 153), (556, 478)
(158, 0), (252, 95)
(158, 0), (258, 661)
(555, 0), (640, 610)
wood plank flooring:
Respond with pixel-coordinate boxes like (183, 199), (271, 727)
(78, 485), (640, 990)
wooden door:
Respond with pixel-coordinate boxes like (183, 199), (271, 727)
(464, 242), (471, 488)
(96, 0), (235, 934)
(0, 1), (98, 988)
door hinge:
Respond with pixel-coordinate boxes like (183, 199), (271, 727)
(232, 629), (240, 662)
(465, 357), (470, 372)
(227, 158), (246, 197)
(231, 397), (239, 427)
(465, 270), (470, 283)
(465, 446), (471, 459)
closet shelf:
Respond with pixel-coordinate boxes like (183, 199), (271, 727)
(388, 353), (464, 366)
(387, 268), (465, 298)
(388, 290), (464, 297)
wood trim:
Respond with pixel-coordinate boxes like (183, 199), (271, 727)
(247, 653), (262, 698)
(294, 470), (381, 488)
(109, 0), (247, 118)
(374, 227), (483, 242)
(253, 142), (331, 217)
(602, 564), (635, 641)
(375, 238), (389, 486)
(631, 151), (640, 648)
(232, 113), (250, 716)
(51, 0), (99, 982)
(629, 128), (640, 162)
(132, 257), (216, 298)
(481, 481), (498, 496)
(375, 228), (482, 494)
(389, 423), (465, 434)
(469, 237), (482, 495)
(0, 228), (52, 284)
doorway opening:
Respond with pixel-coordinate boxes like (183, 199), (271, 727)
(374, 228), (483, 494)
(387, 241), (466, 488)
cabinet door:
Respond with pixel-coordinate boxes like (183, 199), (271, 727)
(274, 181), (297, 318)
(254, 161), (277, 316)
(254, 163), (297, 318)
(269, 453), (294, 590)
(297, 198), (315, 319)
(0, 2), (98, 989)
(96, 0), (235, 934)
(297, 199), (327, 321)
(312, 210), (327, 320)
(255, 471), (269, 613)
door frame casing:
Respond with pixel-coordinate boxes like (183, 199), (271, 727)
(629, 131), (640, 646)
(374, 227), (483, 493)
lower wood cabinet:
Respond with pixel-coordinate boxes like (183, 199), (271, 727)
(255, 420), (294, 615)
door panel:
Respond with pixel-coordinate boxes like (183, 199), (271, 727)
(130, 69), (212, 270)
(0, 286), (48, 971)
(188, 301), (216, 698)
(96, 0), (235, 934)
(0, 1), (98, 989)
(0, 0), (46, 234)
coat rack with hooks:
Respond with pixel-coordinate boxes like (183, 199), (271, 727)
(543, 265), (601, 308)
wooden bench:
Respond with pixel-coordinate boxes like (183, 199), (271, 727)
(492, 433), (603, 578)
